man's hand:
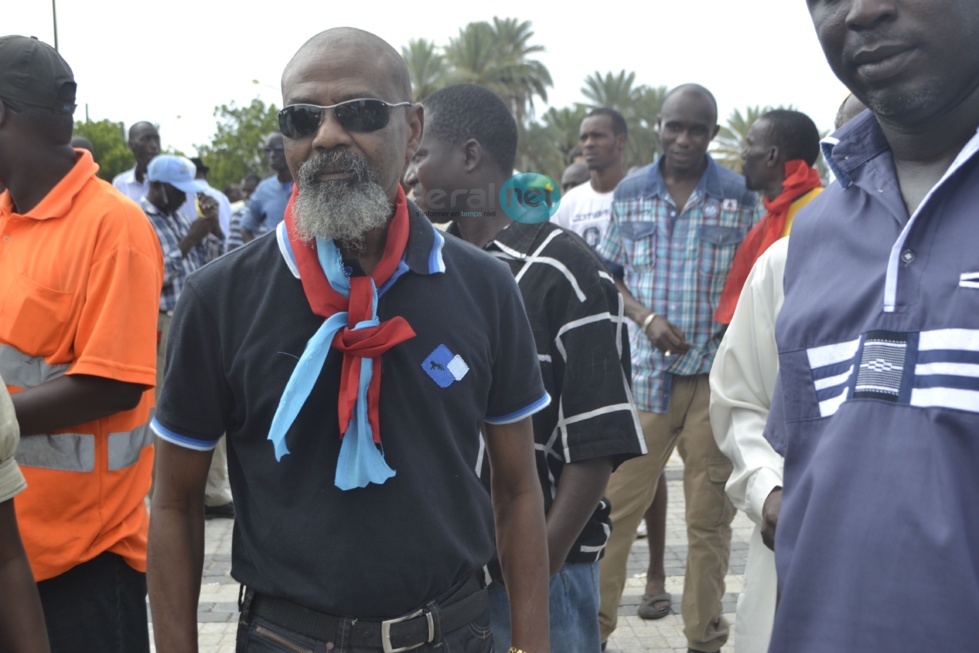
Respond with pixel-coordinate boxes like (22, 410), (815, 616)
(0, 500), (51, 653)
(179, 195), (220, 256)
(643, 313), (691, 356)
(197, 194), (223, 238)
(545, 458), (612, 576)
(761, 487), (782, 551)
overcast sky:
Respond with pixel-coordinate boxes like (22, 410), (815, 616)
(9, 0), (847, 156)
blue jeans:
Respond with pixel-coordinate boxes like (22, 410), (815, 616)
(487, 561), (601, 653)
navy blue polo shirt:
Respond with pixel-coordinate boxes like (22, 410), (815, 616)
(767, 113), (979, 651)
(152, 203), (548, 618)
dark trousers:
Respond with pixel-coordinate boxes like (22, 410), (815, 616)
(236, 581), (493, 653)
(36, 552), (150, 653)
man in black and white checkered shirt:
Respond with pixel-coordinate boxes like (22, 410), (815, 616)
(406, 83), (646, 653)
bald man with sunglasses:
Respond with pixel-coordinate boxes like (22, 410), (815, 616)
(147, 27), (551, 653)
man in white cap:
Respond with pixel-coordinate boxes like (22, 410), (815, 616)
(142, 154), (233, 518)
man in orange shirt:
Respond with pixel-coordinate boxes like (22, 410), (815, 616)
(0, 35), (163, 653)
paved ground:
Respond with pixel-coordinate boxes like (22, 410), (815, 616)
(149, 457), (753, 652)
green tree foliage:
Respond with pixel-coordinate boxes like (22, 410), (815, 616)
(627, 85), (668, 168)
(72, 118), (131, 181)
(582, 70), (636, 109)
(402, 38), (448, 102)
(517, 105), (589, 177)
(444, 18), (552, 126)
(579, 71), (667, 170)
(195, 98), (280, 191)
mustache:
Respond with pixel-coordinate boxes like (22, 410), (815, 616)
(297, 149), (375, 187)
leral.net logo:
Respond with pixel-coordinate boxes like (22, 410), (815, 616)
(499, 172), (562, 224)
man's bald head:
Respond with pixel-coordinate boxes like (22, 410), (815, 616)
(278, 28), (424, 250)
(127, 121), (160, 170)
(663, 84), (718, 126)
(282, 28), (412, 102)
(128, 121), (157, 141)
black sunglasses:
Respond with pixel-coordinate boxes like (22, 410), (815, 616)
(278, 98), (412, 139)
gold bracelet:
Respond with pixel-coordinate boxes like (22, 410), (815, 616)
(508, 648), (529, 653)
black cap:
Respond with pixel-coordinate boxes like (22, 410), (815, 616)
(0, 35), (76, 115)
(190, 157), (210, 177)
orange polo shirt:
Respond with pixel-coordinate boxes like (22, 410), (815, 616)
(0, 149), (163, 581)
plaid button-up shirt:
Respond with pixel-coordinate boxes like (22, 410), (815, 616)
(597, 155), (758, 413)
(142, 198), (223, 313)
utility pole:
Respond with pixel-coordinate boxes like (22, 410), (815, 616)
(52, 0), (59, 51)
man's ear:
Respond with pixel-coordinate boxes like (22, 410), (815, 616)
(615, 132), (627, 153)
(767, 145), (780, 168)
(710, 124), (721, 141)
(462, 138), (482, 173)
(404, 104), (425, 165)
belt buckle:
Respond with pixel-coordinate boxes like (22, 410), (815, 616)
(380, 608), (434, 653)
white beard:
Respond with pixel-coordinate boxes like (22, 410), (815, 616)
(292, 149), (392, 251)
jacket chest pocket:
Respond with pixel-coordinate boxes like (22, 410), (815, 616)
(620, 221), (657, 269)
(697, 225), (743, 276)
(0, 274), (73, 358)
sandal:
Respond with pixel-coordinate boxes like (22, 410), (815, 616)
(637, 592), (672, 620)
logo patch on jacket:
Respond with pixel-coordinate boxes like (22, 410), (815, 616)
(422, 345), (470, 388)
(960, 272), (979, 289)
(807, 329), (979, 416)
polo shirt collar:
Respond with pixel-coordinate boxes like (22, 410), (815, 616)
(639, 153), (724, 199)
(118, 166), (137, 184)
(483, 220), (540, 254)
(277, 197), (446, 280)
(820, 110), (888, 189)
(1, 150), (98, 221)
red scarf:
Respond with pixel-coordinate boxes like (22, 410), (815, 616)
(714, 160), (822, 324)
(284, 185), (416, 443)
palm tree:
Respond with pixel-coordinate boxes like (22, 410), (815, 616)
(625, 85), (668, 168)
(580, 72), (667, 170)
(445, 18), (552, 125)
(519, 121), (565, 178)
(582, 70), (637, 109)
(401, 38), (448, 102)
(542, 105), (589, 159)
(487, 17), (552, 123)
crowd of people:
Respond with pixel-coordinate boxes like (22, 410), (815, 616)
(1, 1), (978, 651)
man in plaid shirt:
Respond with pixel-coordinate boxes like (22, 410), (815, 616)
(596, 84), (758, 653)
(141, 154), (232, 518)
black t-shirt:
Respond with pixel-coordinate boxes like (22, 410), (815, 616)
(153, 208), (547, 618)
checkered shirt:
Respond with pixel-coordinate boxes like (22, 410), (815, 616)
(141, 198), (224, 312)
(597, 155), (758, 412)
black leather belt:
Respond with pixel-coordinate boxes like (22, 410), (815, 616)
(246, 575), (487, 653)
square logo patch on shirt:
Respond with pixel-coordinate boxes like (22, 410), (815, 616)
(422, 345), (469, 388)
(854, 330), (908, 401)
